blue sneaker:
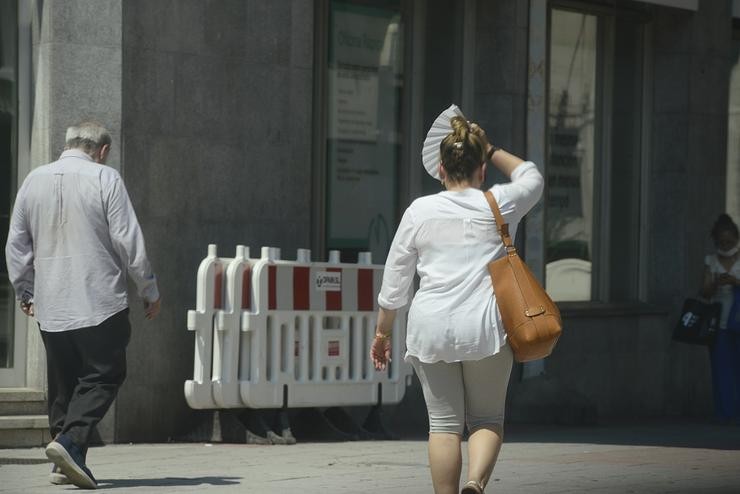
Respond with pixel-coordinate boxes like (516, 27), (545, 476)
(45, 435), (97, 489)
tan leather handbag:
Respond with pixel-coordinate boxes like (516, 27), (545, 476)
(484, 190), (562, 362)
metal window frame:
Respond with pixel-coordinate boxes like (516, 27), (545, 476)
(638, 23), (653, 302)
(526, 0), (548, 284)
(593, 13), (612, 302)
(311, 0), (416, 259)
(404, 0), (426, 202)
(311, 1), (329, 257)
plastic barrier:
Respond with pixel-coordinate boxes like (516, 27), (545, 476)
(185, 245), (413, 411)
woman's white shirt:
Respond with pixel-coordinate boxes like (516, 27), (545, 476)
(378, 161), (544, 363)
(705, 254), (740, 329)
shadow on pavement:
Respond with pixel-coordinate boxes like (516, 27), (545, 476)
(97, 476), (242, 489)
(504, 420), (740, 450)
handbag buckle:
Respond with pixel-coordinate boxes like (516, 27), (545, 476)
(525, 306), (545, 317)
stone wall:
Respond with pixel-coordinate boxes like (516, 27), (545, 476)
(501, 0), (733, 424)
(117, 0), (315, 442)
(648, 0), (733, 308)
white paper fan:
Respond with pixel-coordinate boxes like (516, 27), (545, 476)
(421, 104), (467, 181)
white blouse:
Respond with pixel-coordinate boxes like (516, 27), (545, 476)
(378, 162), (544, 363)
(705, 254), (740, 329)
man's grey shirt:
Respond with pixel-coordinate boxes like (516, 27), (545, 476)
(5, 149), (159, 332)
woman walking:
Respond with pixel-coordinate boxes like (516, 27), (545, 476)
(702, 214), (740, 422)
(371, 117), (544, 493)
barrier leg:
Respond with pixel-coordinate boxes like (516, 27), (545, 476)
(235, 409), (272, 445)
(269, 407), (297, 445)
(291, 408), (360, 442)
(362, 405), (396, 440)
(362, 384), (397, 440)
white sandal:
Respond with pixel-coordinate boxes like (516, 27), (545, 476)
(461, 480), (484, 494)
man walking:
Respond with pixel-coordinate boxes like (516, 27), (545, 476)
(5, 121), (160, 489)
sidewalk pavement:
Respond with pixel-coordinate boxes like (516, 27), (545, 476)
(0, 421), (738, 493)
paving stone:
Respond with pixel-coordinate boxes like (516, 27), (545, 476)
(0, 422), (738, 493)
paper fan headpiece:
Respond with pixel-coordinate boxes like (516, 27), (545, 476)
(421, 104), (467, 181)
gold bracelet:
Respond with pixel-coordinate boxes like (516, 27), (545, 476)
(374, 331), (391, 341)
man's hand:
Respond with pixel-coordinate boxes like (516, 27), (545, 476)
(20, 301), (34, 317)
(144, 298), (161, 320)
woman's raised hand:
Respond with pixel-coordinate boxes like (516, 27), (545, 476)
(469, 122), (489, 142)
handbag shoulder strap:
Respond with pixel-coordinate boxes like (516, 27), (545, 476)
(484, 190), (514, 249)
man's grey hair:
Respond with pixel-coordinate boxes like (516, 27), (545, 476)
(65, 121), (112, 154)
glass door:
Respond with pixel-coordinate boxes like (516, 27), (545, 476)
(324, 0), (405, 264)
(0, 0), (25, 387)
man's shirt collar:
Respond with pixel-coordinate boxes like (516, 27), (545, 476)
(59, 148), (94, 162)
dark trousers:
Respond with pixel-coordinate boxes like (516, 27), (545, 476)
(40, 309), (131, 449)
(709, 330), (740, 420)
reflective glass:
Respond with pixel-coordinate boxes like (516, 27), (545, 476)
(0, 0), (17, 368)
(545, 10), (597, 302)
(326, 0), (404, 263)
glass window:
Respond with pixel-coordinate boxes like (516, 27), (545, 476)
(545, 6), (645, 303)
(0, 0), (18, 368)
(325, 0), (404, 263)
(546, 9), (597, 302)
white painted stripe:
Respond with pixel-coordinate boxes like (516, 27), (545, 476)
(309, 267), (326, 311)
(276, 264), (293, 310)
(342, 268), (358, 312)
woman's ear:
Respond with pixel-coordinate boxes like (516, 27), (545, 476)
(438, 162), (447, 183)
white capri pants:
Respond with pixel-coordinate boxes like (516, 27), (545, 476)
(409, 345), (514, 435)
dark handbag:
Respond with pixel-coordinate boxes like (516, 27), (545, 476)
(484, 190), (562, 362)
(672, 298), (721, 345)
(725, 286), (740, 331)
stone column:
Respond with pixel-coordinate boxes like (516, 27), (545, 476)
(28, 0), (123, 443)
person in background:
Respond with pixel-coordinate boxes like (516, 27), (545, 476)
(5, 121), (161, 489)
(702, 213), (740, 423)
(371, 117), (544, 494)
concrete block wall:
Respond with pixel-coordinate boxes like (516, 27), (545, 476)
(649, 0), (734, 307)
(117, 0), (315, 442)
(518, 311), (713, 420)
(30, 0), (123, 170)
(473, 0), (529, 158)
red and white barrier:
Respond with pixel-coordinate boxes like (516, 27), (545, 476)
(184, 245), (225, 409)
(185, 245), (413, 410)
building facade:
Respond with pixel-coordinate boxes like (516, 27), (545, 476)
(1, 0), (739, 443)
